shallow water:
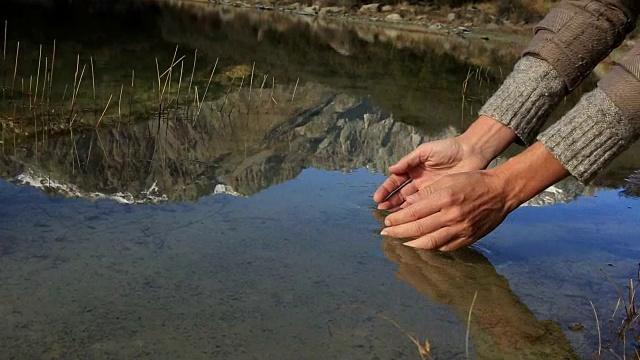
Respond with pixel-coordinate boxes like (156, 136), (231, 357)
(1, 0), (640, 359)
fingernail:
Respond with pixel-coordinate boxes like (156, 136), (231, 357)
(384, 218), (391, 226)
(403, 241), (418, 248)
(380, 229), (388, 236)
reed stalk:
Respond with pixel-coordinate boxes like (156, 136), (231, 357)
(465, 291), (478, 359)
(34, 44), (41, 105)
(90, 56), (96, 117)
(3, 20), (6, 61)
(118, 84), (123, 121)
(249, 61), (255, 102)
(28, 75), (32, 110)
(71, 54), (79, 110)
(129, 69), (134, 123)
(259, 74), (267, 98)
(48, 39), (55, 107)
(69, 63), (86, 123)
(220, 76), (235, 112)
(187, 49), (197, 99)
(41, 57), (47, 104)
(95, 93), (113, 128)
(291, 77), (299, 102)
(174, 60), (183, 123)
(11, 41), (18, 98)
(2, 20), (6, 100)
(194, 57), (218, 123)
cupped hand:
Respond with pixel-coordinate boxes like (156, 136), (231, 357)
(380, 170), (518, 251)
(372, 137), (489, 210)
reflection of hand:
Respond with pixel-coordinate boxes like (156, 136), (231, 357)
(381, 237), (578, 359)
(373, 116), (517, 210)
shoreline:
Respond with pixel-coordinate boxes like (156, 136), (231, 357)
(159, 0), (533, 44)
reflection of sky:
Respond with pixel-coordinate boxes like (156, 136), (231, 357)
(1, 166), (639, 358)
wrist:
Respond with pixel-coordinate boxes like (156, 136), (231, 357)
(457, 115), (517, 167)
(489, 142), (570, 210)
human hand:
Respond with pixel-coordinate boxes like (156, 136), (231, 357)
(380, 170), (515, 251)
(380, 142), (570, 251)
(373, 137), (488, 210)
(373, 116), (517, 210)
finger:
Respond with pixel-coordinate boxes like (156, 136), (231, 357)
(384, 187), (453, 226)
(381, 211), (448, 239)
(403, 227), (458, 250)
(378, 181), (419, 210)
(373, 174), (410, 204)
(388, 146), (429, 175)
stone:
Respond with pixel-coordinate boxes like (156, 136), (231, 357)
(319, 6), (344, 16)
(454, 26), (470, 34)
(447, 12), (456, 22)
(359, 3), (381, 12)
(428, 23), (443, 30)
(386, 13), (402, 21)
(381, 5), (393, 12)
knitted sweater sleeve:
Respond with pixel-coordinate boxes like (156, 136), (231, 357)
(538, 43), (640, 183)
(479, 0), (638, 145)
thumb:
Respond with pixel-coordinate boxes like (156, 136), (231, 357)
(389, 146), (430, 175)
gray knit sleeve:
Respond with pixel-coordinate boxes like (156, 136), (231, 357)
(538, 88), (638, 184)
(479, 56), (567, 145)
(538, 41), (640, 184)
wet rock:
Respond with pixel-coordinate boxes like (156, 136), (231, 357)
(359, 3), (381, 13)
(447, 13), (456, 22)
(319, 6), (344, 16)
(381, 5), (393, 12)
(386, 13), (402, 21)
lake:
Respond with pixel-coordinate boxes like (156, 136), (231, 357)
(1, 0), (640, 358)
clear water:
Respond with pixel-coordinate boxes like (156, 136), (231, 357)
(1, 1), (640, 359)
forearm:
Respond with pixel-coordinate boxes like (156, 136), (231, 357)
(458, 115), (517, 166)
(491, 142), (570, 210)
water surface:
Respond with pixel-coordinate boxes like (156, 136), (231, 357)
(1, 1), (640, 359)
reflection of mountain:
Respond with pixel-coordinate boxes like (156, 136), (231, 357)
(3, 81), (636, 205)
(2, 83), (455, 201)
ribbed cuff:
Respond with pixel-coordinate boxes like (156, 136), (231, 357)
(479, 56), (566, 145)
(538, 88), (639, 184)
